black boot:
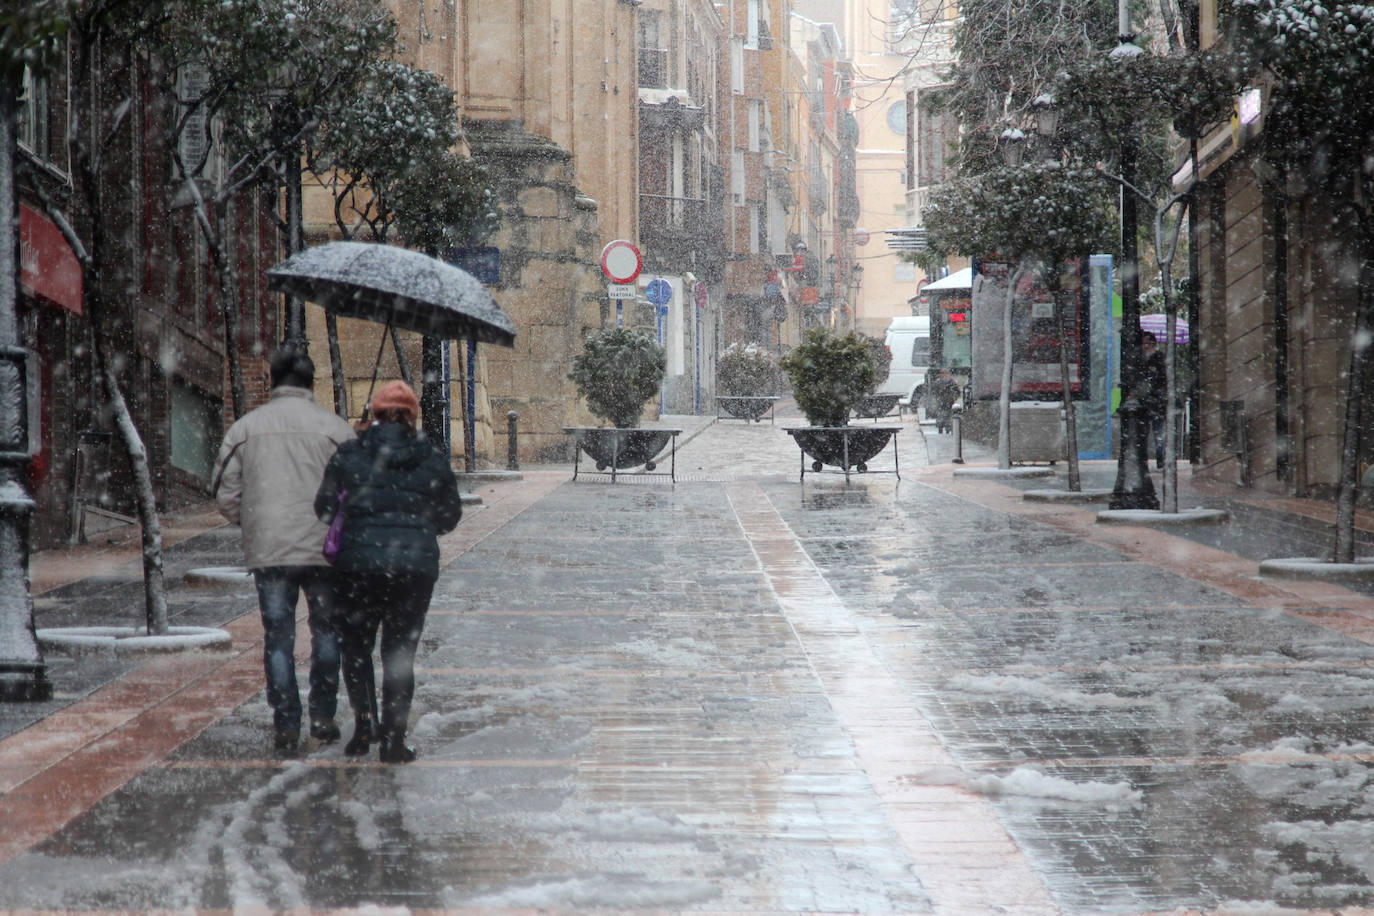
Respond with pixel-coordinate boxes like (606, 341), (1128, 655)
(310, 717), (341, 743)
(344, 716), (375, 757)
(378, 732), (417, 764)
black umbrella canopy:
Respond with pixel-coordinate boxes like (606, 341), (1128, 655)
(266, 241), (516, 347)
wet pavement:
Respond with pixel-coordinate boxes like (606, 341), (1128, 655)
(9, 405), (1374, 913)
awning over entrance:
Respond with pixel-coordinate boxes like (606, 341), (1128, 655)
(20, 203), (82, 315)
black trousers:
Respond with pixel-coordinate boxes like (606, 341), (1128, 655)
(338, 570), (436, 738)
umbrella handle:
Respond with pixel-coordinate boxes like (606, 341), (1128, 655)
(361, 313), (394, 424)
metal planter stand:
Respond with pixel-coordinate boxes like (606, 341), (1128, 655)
(715, 396), (779, 423)
(564, 427), (682, 482)
(852, 394), (902, 421)
(784, 426), (901, 482)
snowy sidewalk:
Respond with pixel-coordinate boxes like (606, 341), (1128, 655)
(7, 410), (1374, 911)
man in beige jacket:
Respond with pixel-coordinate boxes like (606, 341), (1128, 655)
(212, 344), (356, 755)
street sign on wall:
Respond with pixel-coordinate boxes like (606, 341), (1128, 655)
(445, 246), (500, 285)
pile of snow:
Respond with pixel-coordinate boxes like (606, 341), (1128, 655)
(965, 766), (1142, 808)
(527, 808), (697, 843)
(456, 875), (720, 909)
(947, 673), (1151, 711)
(1233, 737), (1374, 811)
(910, 763), (1142, 809)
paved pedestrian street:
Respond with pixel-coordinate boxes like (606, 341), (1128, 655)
(8, 409), (1374, 913)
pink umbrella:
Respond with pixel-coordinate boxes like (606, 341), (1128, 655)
(1139, 313), (1189, 344)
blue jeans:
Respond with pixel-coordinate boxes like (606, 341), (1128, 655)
(252, 566), (341, 733)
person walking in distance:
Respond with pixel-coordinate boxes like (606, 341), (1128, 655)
(315, 381), (462, 764)
(212, 343), (356, 755)
(1138, 331), (1169, 466)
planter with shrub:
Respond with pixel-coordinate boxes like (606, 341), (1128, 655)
(779, 328), (900, 479)
(715, 342), (780, 422)
(853, 335), (900, 420)
(565, 328), (678, 478)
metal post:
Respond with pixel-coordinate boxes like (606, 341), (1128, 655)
(464, 340), (477, 474)
(1108, 18), (1154, 510)
(952, 411), (965, 464)
(0, 86), (50, 701)
(506, 411), (519, 471)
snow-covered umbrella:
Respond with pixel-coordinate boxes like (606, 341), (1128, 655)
(1139, 312), (1188, 344)
(266, 241), (516, 347)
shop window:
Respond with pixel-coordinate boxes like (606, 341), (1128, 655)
(170, 381), (218, 482)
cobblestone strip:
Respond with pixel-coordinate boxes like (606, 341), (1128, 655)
(724, 479), (1064, 916)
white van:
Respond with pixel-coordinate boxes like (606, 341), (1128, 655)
(879, 316), (932, 407)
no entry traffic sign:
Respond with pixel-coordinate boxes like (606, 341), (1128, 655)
(600, 240), (642, 285)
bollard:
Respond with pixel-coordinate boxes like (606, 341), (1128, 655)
(506, 410), (519, 471)
(951, 412), (964, 464)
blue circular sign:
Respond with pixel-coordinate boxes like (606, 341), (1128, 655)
(645, 278), (673, 306)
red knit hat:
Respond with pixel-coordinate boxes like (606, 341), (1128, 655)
(370, 380), (419, 422)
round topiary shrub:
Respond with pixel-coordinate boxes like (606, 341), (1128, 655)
(568, 327), (667, 428)
(779, 328), (876, 427)
(863, 335), (892, 396)
(716, 342), (778, 396)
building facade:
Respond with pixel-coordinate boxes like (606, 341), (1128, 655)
(18, 47), (277, 548)
(311, 0), (858, 464)
(636, 0), (727, 414)
(1189, 0), (1351, 497)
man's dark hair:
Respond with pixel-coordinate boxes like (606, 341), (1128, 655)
(269, 343), (315, 389)
(1141, 331), (1158, 346)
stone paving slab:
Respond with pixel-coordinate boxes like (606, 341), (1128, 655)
(13, 415), (1374, 911)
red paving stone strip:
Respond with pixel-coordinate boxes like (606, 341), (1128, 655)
(0, 474), (558, 870)
(0, 641), (263, 865)
(30, 505), (230, 595)
(917, 468), (1374, 638)
(724, 479), (1064, 916)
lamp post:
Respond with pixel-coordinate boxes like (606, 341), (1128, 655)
(0, 84), (50, 701)
(1106, 20), (1158, 510)
(849, 262), (864, 328)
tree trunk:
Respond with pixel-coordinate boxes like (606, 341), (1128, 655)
(214, 201), (248, 419)
(101, 360), (169, 633)
(1333, 251), (1374, 563)
(179, 164), (248, 418)
(326, 313), (347, 418)
(390, 325), (413, 387)
(282, 145), (306, 342)
(63, 32), (170, 634)
(997, 261), (1027, 470)
(1161, 293), (1180, 515)
(421, 335), (445, 447)
(1047, 267), (1081, 490)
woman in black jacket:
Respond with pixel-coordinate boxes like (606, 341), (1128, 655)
(315, 381), (461, 763)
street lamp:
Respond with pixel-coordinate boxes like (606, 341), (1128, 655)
(1106, 19), (1158, 510)
(1032, 93), (1060, 142)
(998, 127), (1026, 167)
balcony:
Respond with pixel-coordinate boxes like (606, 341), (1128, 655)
(638, 48), (668, 90)
(640, 194), (723, 272)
